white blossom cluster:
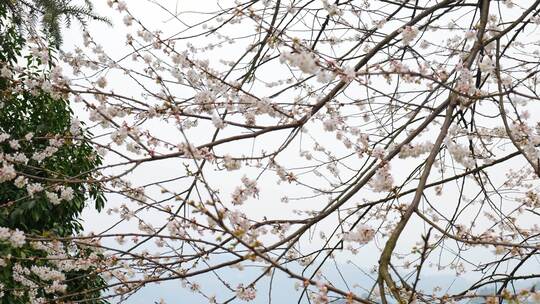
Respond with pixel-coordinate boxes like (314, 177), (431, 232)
(400, 26), (419, 46)
(369, 163), (394, 192)
(236, 284), (257, 302)
(398, 142), (434, 159)
(342, 224), (375, 245)
(231, 176), (259, 205)
(0, 227), (26, 247)
(279, 51), (319, 74)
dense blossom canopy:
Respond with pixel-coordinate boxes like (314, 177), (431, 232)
(1, 0), (540, 303)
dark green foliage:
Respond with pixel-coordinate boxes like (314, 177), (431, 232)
(0, 3), (108, 303)
(4, 0), (110, 46)
(0, 85), (106, 236)
(0, 0), (105, 239)
(0, 240), (108, 303)
(0, 4), (23, 64)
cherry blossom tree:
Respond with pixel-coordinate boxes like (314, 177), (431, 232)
(2, 0), (540, 303)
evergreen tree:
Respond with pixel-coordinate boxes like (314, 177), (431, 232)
(4, 0), (110, 46)
(0, 3), (108, 303)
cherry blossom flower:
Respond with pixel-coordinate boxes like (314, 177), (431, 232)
(236, 285), (256, 302)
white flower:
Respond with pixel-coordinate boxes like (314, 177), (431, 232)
(49, 138), (64, 148)
(0, 65), (12, 78)
(46, 191), (61, 205)
(236, 285), (256, 302)
(322, 0), (342, 16)
(316, 70), (335, 83)
(9, 140), (20, 150)
(0, 133), (9, 142)
(296, 53), (319, 73)
(494, 245), (505, 255)
(9, 229), (26, 247)
(123, 15), (133, 26)
(371, 147), (386, 159)
(70, 118), (81, 135)
(10, 152), (28, 164)
(465, 30), (476, 40)
(111, 127), (128, 145)
(342, 66), (357, 82)
(47, 280), (67, 294)
(323, 118), (338, 132)
(369, 163), (393, 192)
(279, 51), (319, 74)
(27, 183), (44, 197)
(60, 187), (75, 201)
(446, 140), (475, 168)
(126, 142), (142, 154)
(401, 26), (419, 46)
(25, 132), (34, 141)
(223, 155), (240, 171)
(116, 1), (127, 12)
(14, 176), (27, 188)
(0, 163), (16, 183)
(343, 225), (375, 244)
(212, 113), (225, 129)
(478, 56), (494, 73)
(167, 220), (186, 237)
(0, 227), (10, 240)
(231, 176), (259, 205)
(50, 65), (63, 83)
(96, 76), (107, 88)
(31, 265), (65, 281)
(398, 142), (434, 159)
